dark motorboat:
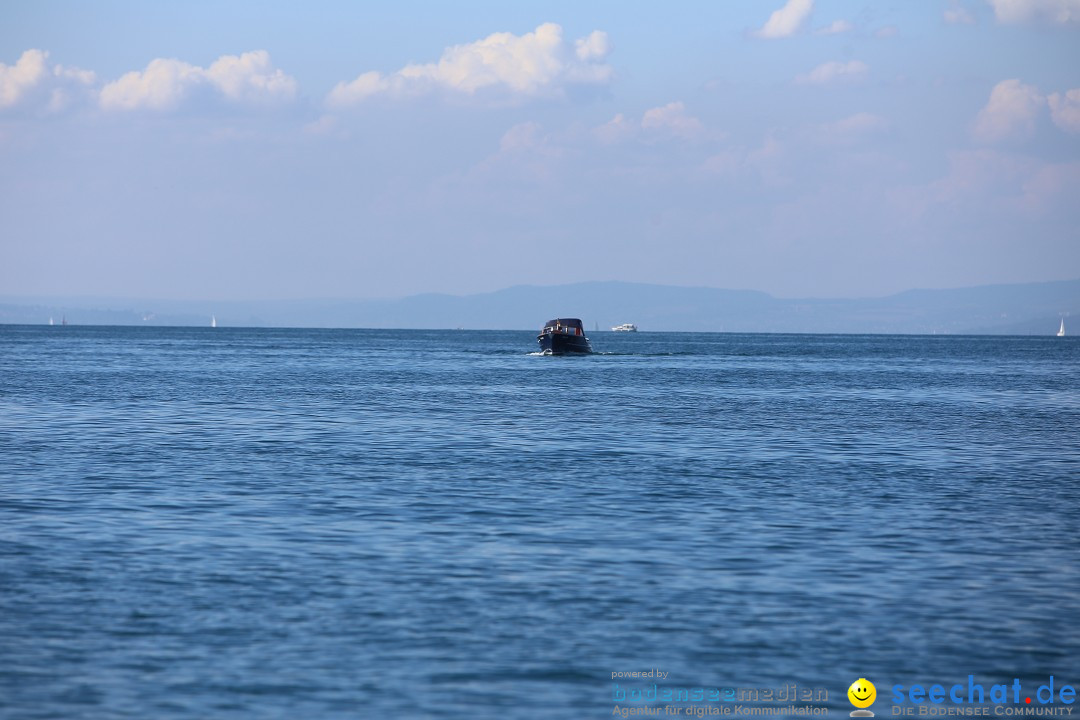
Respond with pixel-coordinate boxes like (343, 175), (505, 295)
(537, 318), (593, 355)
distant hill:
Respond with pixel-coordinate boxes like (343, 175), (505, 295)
(1, 279), (1077, 334)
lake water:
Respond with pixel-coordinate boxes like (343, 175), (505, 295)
(1, 326), (1078, 719)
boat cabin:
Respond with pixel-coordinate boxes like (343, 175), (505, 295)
(542, 318), (586, 337)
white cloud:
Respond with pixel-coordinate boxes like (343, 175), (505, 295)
(746, 135), (789, 186)
(973, 79), (1044, 142)
(795, 60), (869, 85)
(0, 49), (96, 111)
(575, 30), (610, 61)
(499, 121), (546, 152)
(328, 71), (389, 105)
(1018, 161), (1080, 212)
(921, 148), (1079, 215)
(0, 49), (48, 108)
(944, 7), (978, 23)
(698, 135), (787, 185)
(818, 112), (888, 141)
(755, 0), (814, 38)
(593, 102), (705, 143)
(303, 114), (340, 136)
(48, 63), (100, 112)
(641, 102), (704, 139)
(701, 150), (742, 177)
(464, 121), (564, 186)
(100, 58), (202, 111)
(327, 23), (612, 107)
(816, 20), (854, 34)
(1048, 88), (1080, 133)
(985, 0), (1080, 24)
(99, 50), (296, 111)
(594, 112), (636, 144)
(55, 64), (96, 86)
(205, 51), (297, 104)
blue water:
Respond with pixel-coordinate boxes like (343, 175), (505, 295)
(1, 326), (1078, 719)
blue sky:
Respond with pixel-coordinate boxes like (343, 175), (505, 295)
(2, 0), (1078, 300)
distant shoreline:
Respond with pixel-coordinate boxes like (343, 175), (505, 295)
(2, 278), (1076, 335)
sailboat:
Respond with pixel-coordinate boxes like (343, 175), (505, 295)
(211, 315), (217, 328)
(1058, 318), (1065, 337)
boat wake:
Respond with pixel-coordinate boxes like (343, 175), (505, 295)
(525, 350), (702, 357)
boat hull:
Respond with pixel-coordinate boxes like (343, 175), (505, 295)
(537, 332), (592, 355)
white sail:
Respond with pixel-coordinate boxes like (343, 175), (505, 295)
(211, 315), (217, 328)
(1058, 319), (1065, 337)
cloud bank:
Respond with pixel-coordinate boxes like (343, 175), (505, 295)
(973, 79), (1080, 141)
(594, 102), (705, 143)
(795, 60), (869, 86)
(327, 23), (612, 107)
(818, 112), (888, 141)
(985, 0), (1080, 24)
(816, 20), (854, 34)
(99, 51), (297, 111)
(641, 102), (704, 139)
(944, 6), (978, 24)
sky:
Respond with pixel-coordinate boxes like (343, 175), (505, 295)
(1, 0), (1079, 301)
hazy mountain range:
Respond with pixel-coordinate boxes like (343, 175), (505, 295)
(1, 279), (1077, 335)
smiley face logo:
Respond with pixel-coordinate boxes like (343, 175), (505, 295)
(848, 678), (877, 711)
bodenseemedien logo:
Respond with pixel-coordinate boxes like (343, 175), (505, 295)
(849, 678), (877, 717)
